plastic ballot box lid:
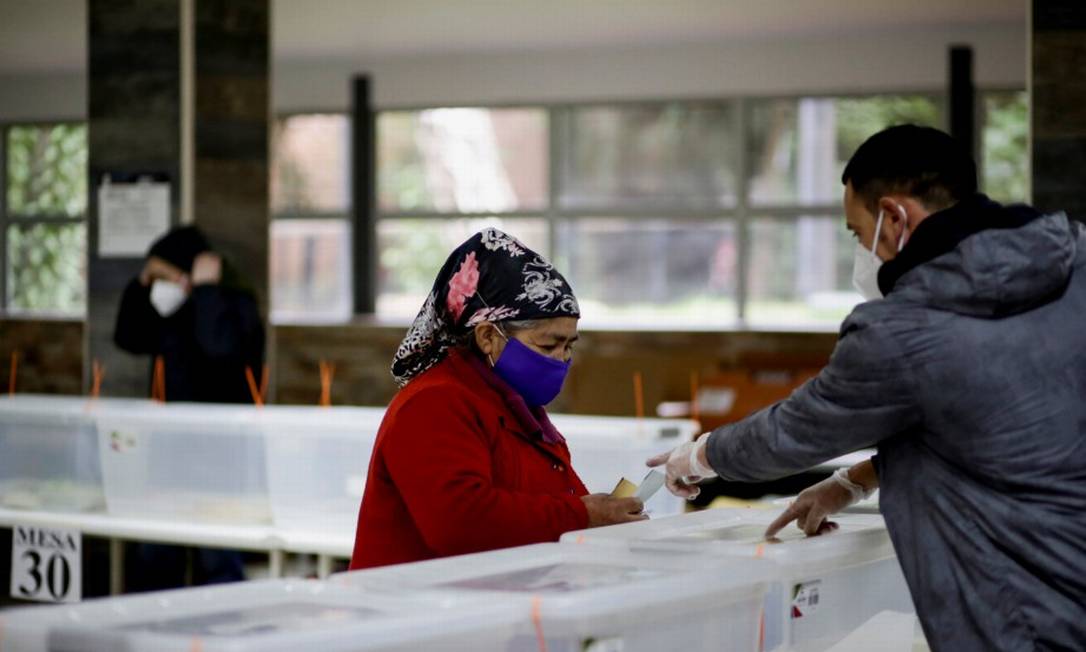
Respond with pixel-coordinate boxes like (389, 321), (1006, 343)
(94, 401), (274, 525)
(255, 405), (384, 537)
(0, 579), (522, 652)
(561, 508), (914, 652)
(332, 543), (771, 652)
(548, 414), (700, 442)
(0, 395), (149, 513)
(561, 508), (899, 575)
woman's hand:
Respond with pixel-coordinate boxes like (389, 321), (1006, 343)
(580, 494), (648, 528)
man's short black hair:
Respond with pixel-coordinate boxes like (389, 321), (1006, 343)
(842, 124), (977, 212)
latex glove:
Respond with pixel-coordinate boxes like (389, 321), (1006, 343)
(646, 434), (717, 500)
(765, 468), (867, 538)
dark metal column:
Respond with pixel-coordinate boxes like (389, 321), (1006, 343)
(352, 75), (376, 314)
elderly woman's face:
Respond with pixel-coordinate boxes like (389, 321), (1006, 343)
(477, 317), (579, 364)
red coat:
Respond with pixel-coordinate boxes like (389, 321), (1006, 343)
(350, 348), (589, 570)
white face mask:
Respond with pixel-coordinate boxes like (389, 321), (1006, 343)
(851, 208), (908, 301)
(149, 280), (187, 317)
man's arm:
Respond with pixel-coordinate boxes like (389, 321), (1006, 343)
(707, 316), (917, 482)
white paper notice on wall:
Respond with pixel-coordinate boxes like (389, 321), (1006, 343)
(97, 177), (170, 257)
(10, 524), (82, 603)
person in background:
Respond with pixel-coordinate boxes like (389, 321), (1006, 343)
(650, 125), (1086, 651)
(350, 228), (645, 570)
(115, 225), (263, 403)
(114, 225), (264, 590)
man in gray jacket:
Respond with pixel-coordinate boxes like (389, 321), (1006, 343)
(650, 125), (1085, 651)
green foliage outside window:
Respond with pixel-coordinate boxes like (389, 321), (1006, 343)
(7, 124), (87, 218)
(7, 223), (86, 313)
(982, 91), (1029, 204)
(3, 124), (87, 314)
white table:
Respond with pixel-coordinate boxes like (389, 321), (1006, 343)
(0, 508), (355, 595)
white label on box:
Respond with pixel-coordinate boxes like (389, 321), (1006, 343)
(791, 579), (821, 619)
(10, 525), (82, 603)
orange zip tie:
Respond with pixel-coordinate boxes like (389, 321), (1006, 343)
(758, 608), (766, 652)
(260, 364), (269, 401)
(690, 370), (701, 426)
(189, 636), (204, 652)
(632, 371), (644, 419)
(319, 360), (336, 407)
(245, 366), (265, 407)
(152, 355), (166, 402)
(530, 596), (548, 652)
(7, 351), (17, 396)
(90, 360), (105, 399)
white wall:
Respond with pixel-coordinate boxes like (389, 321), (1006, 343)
(0, 72), (86, 121)
(0, 22), (1024, 120)
(278, 23), (1026, 111)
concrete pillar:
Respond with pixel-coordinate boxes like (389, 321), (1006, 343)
(1031, 0), (1086, 222)
(86, 0), (269, 396)
(86, 0), (182, 395)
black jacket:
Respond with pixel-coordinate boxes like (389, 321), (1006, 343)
(114, 279), (264, 403)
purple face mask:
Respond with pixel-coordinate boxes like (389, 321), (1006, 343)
(492, 336), (571, 407)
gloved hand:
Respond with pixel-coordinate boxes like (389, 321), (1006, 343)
(764, 468), (869, 538)
(646, 434), (717, 500)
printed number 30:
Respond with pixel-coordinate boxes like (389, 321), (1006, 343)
(18, 550), (72, 600)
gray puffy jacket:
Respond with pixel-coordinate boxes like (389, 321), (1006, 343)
(708, 195), (1086, 652)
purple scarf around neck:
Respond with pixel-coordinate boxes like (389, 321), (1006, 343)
(465, 350), (564, 445)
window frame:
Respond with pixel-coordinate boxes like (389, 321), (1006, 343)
(280, 86), (1020, 330)
(268, 111), (355, 324)
(0, 120), (88, 317)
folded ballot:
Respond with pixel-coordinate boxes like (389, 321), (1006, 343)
(610, 470), (666, 502)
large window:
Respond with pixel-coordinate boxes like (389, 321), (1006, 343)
(980, 90), (1029, 205)
(275, 89), (1028, 329)
(269, 114), (353, 323)
(0, 123), (87, 316)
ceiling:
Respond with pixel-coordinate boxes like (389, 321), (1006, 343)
(0, 0), (1026, 74)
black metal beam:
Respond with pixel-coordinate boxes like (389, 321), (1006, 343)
(351, 74), (376, 314)
(948, 46), (975, 159)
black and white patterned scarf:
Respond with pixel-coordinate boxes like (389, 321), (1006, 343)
(391, 228), (580, 386)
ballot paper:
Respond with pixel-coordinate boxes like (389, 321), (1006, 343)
(610, 470), (666, 503)
(635, 470), (666, 502)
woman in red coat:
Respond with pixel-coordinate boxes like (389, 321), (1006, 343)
(351, 229), (646, 570)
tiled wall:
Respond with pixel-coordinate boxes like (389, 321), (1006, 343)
(0, 318), (84, 395)
(2, 317), (838, 414)
(273, 322), (837, 416)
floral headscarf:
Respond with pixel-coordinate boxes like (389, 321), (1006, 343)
(391, 228), (580, 386)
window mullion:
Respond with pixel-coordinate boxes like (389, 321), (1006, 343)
(0, 124), (7, 311)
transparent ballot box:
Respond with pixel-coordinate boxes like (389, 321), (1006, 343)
(95, 402), (272, 524)
(259, 405), (383, 538)
(561, 508), (916, 652)
(333, 542), (770, 652)
(0, 579), (521, 652)
(549, 414), (699, 517)
(0, 395), (132, 513)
